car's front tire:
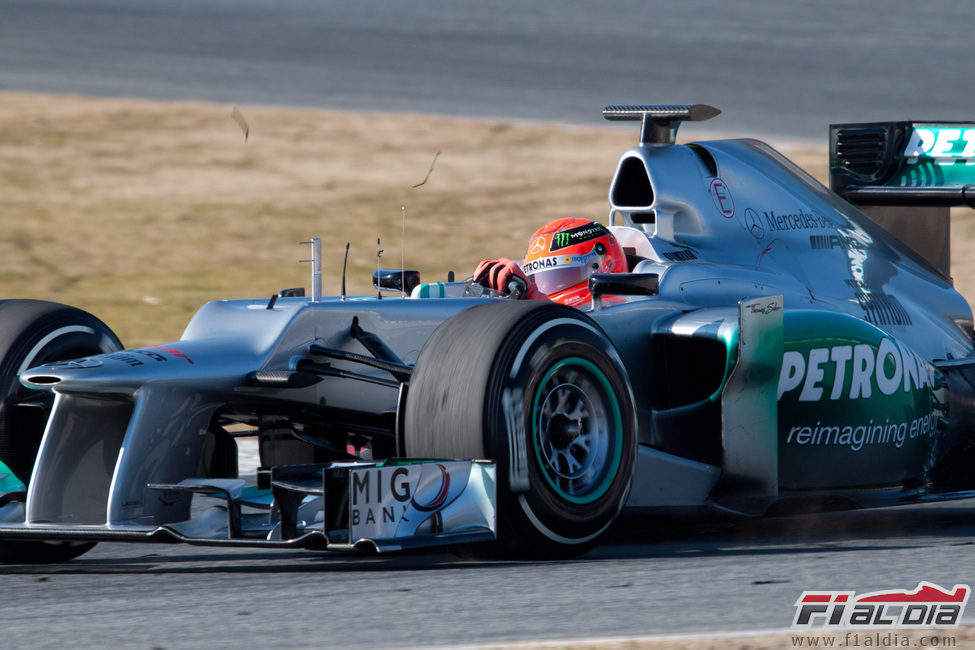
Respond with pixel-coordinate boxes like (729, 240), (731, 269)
(404, 300), (636, 558)
(0, 300), (122, 564)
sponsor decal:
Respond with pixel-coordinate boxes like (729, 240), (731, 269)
(348, 462), (471, 539)
(855, 291), (912, 326)
(350, 466), (414, 528)
(549, 223), (609, 252)
(662, 249), (697, 262)
(150, 345), (195, 365)
(809, 233), (866, 251)
(107, 352), (144, 367)
(778, 316), (944, 486)
(411, 464), (451, 511)
(521, 256), (561, 274)
(764, 208), (832, 232)
(743, 207), (764, 239)
(778, 337), (935, 402)
(834, 221), (874, 289)
(754, 239), (778, 269)
(529, 236), (547, 255)
(522, 249), (601, 276)
(709, 177), (735, 218)
(746, 298), (781, 315)
(778, 335), (941, 453)
(793, 581), (970, 630)
(42, 358), (103, 369)
(132, 350), (168, 362)
(784, 412), (938, 452)
(903, 126), (975, 165)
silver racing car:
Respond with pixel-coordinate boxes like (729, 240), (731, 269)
(2, 105), (975, 563)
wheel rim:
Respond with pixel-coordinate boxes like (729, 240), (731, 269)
(531, 357), (623, 504)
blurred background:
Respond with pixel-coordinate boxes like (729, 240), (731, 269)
(0, 1), (971, 345)
(3, 0), (970, 140)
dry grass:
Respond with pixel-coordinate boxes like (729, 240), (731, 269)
(0, 92), (972, 348)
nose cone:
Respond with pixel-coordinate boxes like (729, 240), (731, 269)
(19, 343), (216, 394)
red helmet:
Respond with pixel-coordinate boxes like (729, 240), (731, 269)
(520, 218), (627, 306)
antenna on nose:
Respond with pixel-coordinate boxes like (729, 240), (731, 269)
(401, 205), (407, 298)
(341, 242), (350, 301)
(299, 237), (322, 302)
(376, 238), (383, 300)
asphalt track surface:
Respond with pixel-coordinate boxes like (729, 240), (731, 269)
(4, 2), (975, 648)
(2, 503), (975, 648)
(1, 0), (972, 140)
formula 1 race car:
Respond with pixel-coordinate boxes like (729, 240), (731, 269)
(2, 105), (975, 563)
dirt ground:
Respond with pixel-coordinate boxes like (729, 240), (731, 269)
(9, 92), (971, 348)
(0, 92), (635, 345)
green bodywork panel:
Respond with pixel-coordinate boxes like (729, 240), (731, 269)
(0, 460), (26, 494)
(888, 124), (975, 187)
(776, 311), (946, 489)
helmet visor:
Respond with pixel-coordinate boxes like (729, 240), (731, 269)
(521, 249), (601, 295)
(530, 264), (592, 295)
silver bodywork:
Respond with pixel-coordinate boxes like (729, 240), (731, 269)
(607, 138), (971, 360)
(3, 299), (499, 550)
(3, 105), (975, 552)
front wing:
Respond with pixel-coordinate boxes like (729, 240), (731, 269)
(0, 459), (497, 553)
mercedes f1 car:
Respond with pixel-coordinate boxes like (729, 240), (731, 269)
(2, 104), (975, 563)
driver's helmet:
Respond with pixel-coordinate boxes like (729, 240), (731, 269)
(520, 218), (627, 306)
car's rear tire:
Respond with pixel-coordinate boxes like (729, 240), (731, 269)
(0, 300), (122, 564)
(404, 300), (636, 558)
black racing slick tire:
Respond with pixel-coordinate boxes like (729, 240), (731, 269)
(0, 300), (122, 564)
(404, 300), (636, 558)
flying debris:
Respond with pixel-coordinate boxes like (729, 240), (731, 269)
(412, 151), (441, 188)
(231, 107), (250, 142)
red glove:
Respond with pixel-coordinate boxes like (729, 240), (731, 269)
(473, 258), (547, 300)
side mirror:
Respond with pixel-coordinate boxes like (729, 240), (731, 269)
(373, 269), (421, 294)
(588, 273), (659, 304)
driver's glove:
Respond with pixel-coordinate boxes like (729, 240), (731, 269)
(473, 258), (546, 300)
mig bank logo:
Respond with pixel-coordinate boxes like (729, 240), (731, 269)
(793, 582), (970, 630)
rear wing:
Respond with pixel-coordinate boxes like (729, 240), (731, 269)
(830, 122), (975, 206)
(829, 121), (975, 278)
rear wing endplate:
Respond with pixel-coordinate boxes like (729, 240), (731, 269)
(829, 121), (975, 278)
